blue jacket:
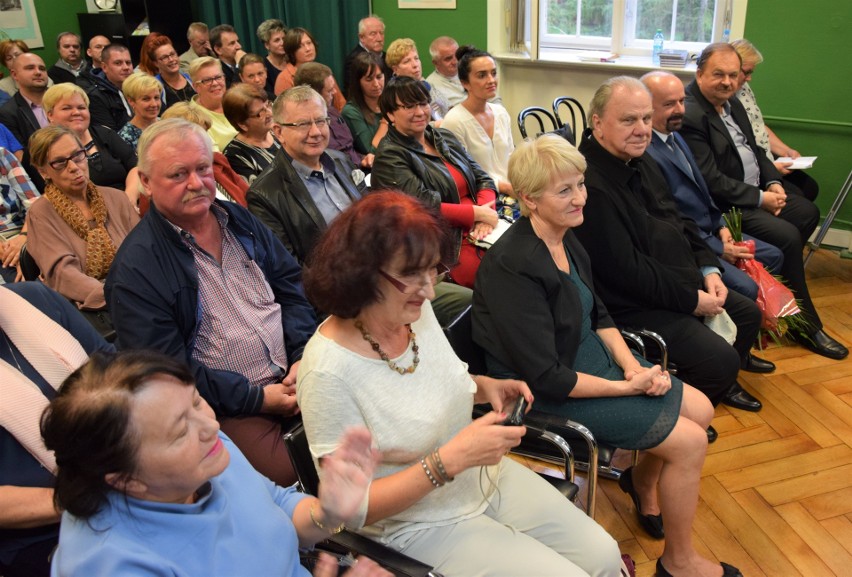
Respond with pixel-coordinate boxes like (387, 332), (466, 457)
(105, 200), (317, 417)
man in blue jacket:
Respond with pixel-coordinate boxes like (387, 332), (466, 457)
(105, 118), (317, 486)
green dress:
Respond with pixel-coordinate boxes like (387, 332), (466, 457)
(490, 252), (682, 450)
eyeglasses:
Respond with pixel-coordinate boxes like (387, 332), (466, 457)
(197, 73), (226, 86)
(47, 149), (88, 171)
(157, 51), (179, 62)
(379, 264), (450, 294)
(276, 117), (330, 131)
(248, 101), (272, 119)
(397, 101), (431, 112)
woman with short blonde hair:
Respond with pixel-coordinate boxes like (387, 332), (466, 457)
(117, 72), (163, 150)
(385, 38), (449, 120)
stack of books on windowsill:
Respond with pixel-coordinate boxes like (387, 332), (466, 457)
(659, 49), (689, 68)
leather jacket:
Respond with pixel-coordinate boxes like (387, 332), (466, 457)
(371, 124), (496, 259)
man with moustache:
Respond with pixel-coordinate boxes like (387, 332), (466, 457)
(641, 71), (783, 307)
(573, 76), (764, 438)
(47, 33), (88, 85)
(105, 118), (317, 487)
(77, 43), (133, 131)
(680, 43), (846, 360)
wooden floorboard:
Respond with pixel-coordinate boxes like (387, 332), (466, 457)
(515, 248), (852, 576)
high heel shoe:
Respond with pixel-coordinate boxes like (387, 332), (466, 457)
(656, 558), (743, 577)
(618, 466), (664, 539)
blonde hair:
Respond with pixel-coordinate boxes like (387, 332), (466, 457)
(42, 82), (90, 114)
(730, 38), (764, 65)
(160, 101), (213, 130)
(385, 38), (417, 69)
(28, 125), (83, 168)
(508, 134), (587, 217)
(121, 72), (163, 101)
(188, 56), (221, 83)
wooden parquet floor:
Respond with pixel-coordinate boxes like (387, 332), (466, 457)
(513, 248), (852, 577)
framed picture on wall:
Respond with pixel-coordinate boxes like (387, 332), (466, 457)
(398, 0), (456, 8)
(0, 0), (44, 48)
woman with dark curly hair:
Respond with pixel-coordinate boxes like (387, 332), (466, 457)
(297, 190), (621, 577)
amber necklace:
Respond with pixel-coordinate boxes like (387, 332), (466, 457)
(354, 320), (419, 375)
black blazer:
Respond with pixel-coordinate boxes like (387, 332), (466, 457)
(681, 79), (782, 210)
(246, 148), (366, 265)
(0, 92), (41, 148)
(473, 217), (616, 402)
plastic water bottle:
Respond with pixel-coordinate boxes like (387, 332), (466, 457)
(653, 29), (664, 65)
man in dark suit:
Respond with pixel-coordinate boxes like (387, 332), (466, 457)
(343, 15), (392, 95)
(574, 76), (764, 429)
(0, 53), (49, 148)
(681, 43), (847, 360)
(641, 71), (783, 304)
(209, 24), (242, 88)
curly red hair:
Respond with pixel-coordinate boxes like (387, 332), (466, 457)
(140, 33), (174, 76)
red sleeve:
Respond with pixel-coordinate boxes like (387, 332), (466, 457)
(440, 202), (475, 229)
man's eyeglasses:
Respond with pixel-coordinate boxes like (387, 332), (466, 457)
(397, 101), (431, 112)
(276, 117), (330, 131)
(47, 149), (88, 171)
(379, 264), (450, 294)
(197, 73), (226, 86)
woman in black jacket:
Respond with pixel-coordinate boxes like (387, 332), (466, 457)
(370, 76), (497, 288)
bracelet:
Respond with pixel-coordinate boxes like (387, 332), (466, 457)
(310, 501), (345, 534)
(420, 456), (443, 488)
(431, 448), (454, 483)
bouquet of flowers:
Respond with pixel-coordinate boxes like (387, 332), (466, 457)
(723, 209), (808, 341)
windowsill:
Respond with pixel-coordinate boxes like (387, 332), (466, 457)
(493, 49), (697, 77)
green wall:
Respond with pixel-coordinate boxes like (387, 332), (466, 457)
(372, 0), (488, 77)
(28, 0), (88, 72)
(743, 0), (852, 231)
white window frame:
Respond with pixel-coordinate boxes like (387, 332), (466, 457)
(538, 0), (740, 58)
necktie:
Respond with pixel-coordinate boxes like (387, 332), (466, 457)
(668, 134), (695, 179)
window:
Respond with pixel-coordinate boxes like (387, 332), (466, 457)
(539, 0), (734, 56)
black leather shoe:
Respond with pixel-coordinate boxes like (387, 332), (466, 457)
(792, 329), (849, 360)
(706, 425), (718, 443)
(742, 353), (775, 373)
(656, 558), (742, 577)
(722, 382), (762, 412)
(618, 466), (664, 539)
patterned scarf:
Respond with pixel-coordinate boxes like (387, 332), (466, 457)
(43, 180), (117, 280)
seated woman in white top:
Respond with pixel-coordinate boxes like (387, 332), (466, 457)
(441, 46), (518, 220)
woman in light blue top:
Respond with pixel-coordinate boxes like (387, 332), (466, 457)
(42, 350), (388, 577)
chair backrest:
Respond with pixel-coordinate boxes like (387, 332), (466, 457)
(18, 243), (40, 282)
(552, 96), (588, 143)
(442, 305), (488, 375)
(283, 423), (320, 495)
(517, 106), (558, 139)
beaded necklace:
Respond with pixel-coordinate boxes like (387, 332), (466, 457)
(354, 320), (419, 375)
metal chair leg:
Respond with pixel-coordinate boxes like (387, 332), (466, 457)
(804, 169), (852, 267)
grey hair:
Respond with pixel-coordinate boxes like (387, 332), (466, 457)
(272, 85), (327, 122)
(256, 19), (286, 44)
(358, 15), (384, 36)
(136, 118), (212, 175)
(429, 36), (457, 61)
(588, 76), (649, 124)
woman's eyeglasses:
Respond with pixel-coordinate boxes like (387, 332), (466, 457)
(47, 149), (88, 171)
(379, 264), (450, 294)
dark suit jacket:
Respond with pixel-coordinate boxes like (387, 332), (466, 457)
(473, 217), (615, 402)
(646, 131), (726, 254)
(681, 79), (782, 211)
(77, 68), (130, 132)
(0, 92), (41, 148)
(245, 148), (366, 265)
(47, 64), (77, 85)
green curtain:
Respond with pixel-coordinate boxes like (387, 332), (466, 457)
(195, 0), (370, 86)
